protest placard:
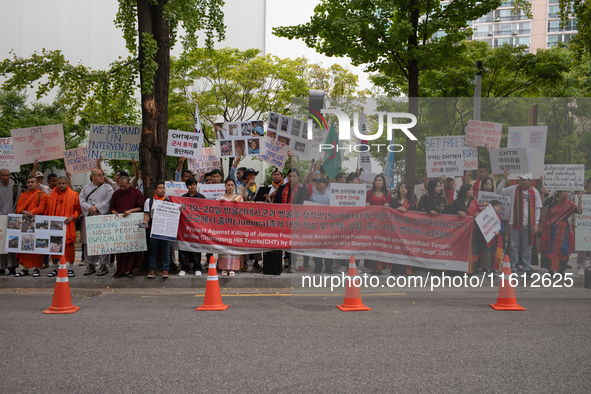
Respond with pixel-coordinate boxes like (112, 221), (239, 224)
(187, 147), (221, 175)
(150, 200), (182, 242)
(507, 126), (547, 178)
(266, 112), (311, 157)
(489, 148), (529, 175)
(10, 124), (66, 165)
(259, 138), (289, 170)
(0, 138), (20, 172)
(166, 130), (203, 160)
(5, 214), (67, 255)
(475, 204), (501, 243)
(414, 184), (428, 200)
(0, 215), (7, 254)
(165, 181), (188, 197)
(88, 124), (141, 160)
(199, 183), (226, 200)
(329, 183), (365, 207)
(543, 164), (585, 191)
(63, 147), (97, 175)
(575, 195), (591, 251)
(465, 120), (503, 148)
(85, 213), (147, 256)
(360, 172), (376, 192)
(425, 136), (478, 177)
(477, 191), (511, 221)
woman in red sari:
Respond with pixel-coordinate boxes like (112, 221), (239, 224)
(541, 190), (582, 275)
(450, 183), (482, 273)
(365, 174), (392, 275)
(390, 182), (416, 275)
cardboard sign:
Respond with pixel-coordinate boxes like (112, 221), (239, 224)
(475, 204), (501, 243)
(260, 138), (290, 170)
(0, 138), (20, 172)
(166, 129), (203, 160)
(165, 181), (188, 197)
(10, 124), (66, 165)
(465, 120), (503, 148)
(85, 213), (146, 256)
(88, 124), (141, 160)
(575, 195), (591, 251)
(64, 147), (97, 175)
(0, 215), (7, 254)
(543, 164), (585, 191)
(414, 184), (428, 200)
(187, 147), (221, 175)
(329, 183), (366, 207)
(507, 126), (547, 179)
(5, 214), (67, 255)
(489, 148), (529, 175)
(150, 200), (182, 242)
(266, 112), (310, 157)
(360, 172), (376, 192)
(477, 191), (511, 221)
(199, 184), (226, 200)
(425, 136), (478, 177)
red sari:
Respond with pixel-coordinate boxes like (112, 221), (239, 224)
(396, 197), (416, 275)
(465, 199), (481, 273)
(541, 197), (577, 271)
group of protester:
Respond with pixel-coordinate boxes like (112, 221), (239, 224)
(0, 153), (589, 279)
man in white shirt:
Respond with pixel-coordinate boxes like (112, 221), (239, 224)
(496, 173), (542, 275)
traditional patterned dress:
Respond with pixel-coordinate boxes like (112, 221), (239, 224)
(391, 197), (417, 275)
(366, 191), (392, 271)
(218, 193), (242, 271)
(110, 187), (145, 276)
(541, 197), (577, 272)
(450, 197), (481, 273)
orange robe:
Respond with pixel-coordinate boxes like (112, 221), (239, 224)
(16, 189), (48, 268)
(46, 187), (81, 262)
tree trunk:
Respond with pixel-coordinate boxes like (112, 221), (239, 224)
(405, 0), (420, 193)
(137, 0), (170, 199)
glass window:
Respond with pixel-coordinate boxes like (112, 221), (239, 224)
(474, 24), (493, 37)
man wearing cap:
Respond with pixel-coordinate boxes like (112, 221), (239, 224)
(79, 169), (114, 276)
(241, 168), (260, 202)
(496, 172), (542, 276)
(266, 168), (286, 203)
(30, 160), (53, 195)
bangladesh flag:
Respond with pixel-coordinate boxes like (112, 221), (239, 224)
(321, 123), (342, 180)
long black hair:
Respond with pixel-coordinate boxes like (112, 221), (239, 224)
(426, 179), (441, 197)
(371, 174), (390, 195)
(395, 182), (410, 201)
(458, 183), (473, 201)
(479, 176), (493, 191)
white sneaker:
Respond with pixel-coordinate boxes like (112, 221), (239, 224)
(577, 268), (585, 276)
(195, 270), (202, 277)
(178, 270), (186, 277)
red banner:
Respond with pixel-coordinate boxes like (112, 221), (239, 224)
(171, 197), (474, 271)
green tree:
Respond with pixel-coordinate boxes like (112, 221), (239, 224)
(274, 0), (503, 191)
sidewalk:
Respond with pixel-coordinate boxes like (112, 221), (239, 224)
(0, 250), (588, 289)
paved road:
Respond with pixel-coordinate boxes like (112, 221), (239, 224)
(1, 290), (589, 393)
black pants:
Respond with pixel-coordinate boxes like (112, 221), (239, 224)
(179, 251), (202, 272)
(315, 258), (333, 269)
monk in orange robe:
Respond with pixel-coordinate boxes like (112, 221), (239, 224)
(16, 176), (48, 276)
(45, 176), (81, 277)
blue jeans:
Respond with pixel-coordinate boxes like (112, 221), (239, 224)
(508, 226), (532, 272)
(148, 237), (171, 271)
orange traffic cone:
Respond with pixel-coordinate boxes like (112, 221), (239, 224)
(197, 255), (229, 311)
(44, 255), (80, 314)
(337, 255), (371, 312)
(489, 254), (526, 311)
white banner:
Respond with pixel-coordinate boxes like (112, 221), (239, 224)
(150, 200), (181, 242)
(10, 124), (66, 165)
(166, 129), (203, 160)
(199, 183), (226, 200)
(475, 204), (501, 243)
(165, 181), (188, 197)
(64, 147), (97, 175)
(0, 138), (20, 172)
(0, 215), (7, 254)
(88, 124), (141, 160)
(575, 195), (591, 251)
(543, 164), (585, 191)
(85, 213), (147, 256)
(477, 191), (511, 221)
(489, 148), (529, 175)
(329, 183), (366, 207)
(6, 214), (67, 255)
(466, 120), (503, 148)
